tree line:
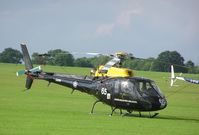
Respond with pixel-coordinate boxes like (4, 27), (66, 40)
(0, 47), (199, 73)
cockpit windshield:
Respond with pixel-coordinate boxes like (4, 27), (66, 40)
(150, 82), (164, 97)
(135, 80), (164, 98)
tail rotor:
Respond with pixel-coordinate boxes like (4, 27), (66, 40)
(17, 44), (41, 89)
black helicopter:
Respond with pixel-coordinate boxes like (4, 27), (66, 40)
(17, 44), (167, 117)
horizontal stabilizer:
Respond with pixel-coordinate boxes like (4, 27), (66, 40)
(16, 70), (26, 76)
(16, 66), (41, 76)
(29, 66), (41, 73)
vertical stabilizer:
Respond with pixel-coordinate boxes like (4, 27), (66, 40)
(20, 44), (33, 89)
(21, 44), (33, 70)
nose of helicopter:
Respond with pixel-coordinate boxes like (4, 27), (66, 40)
(159, 97), (167, 109)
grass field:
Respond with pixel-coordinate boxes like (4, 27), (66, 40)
(0, 63), (199, 135)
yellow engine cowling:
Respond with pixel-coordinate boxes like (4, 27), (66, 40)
(94, 65), (134, 77)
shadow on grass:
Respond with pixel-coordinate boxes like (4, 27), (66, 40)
(156, 115), (199, 123)
(121, 113), (199, 122)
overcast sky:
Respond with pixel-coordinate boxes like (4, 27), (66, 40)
(0, 0), (199, 64)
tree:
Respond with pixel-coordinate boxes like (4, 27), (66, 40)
(47, 49), (63, 65)
(47, 49), (74, 66)
(0, 48), (22, 64)
(186, 60), (194, 68)
(185, 60), (195, 73)
(74, 57), (93, 67)
(55, 53), (74, 66)
(123, 57), (155, 71)
(89, 56), (111, 68)
(193, 66), (199, 74)
(31, 53), (47, 65)
(152, 51), (186, 72)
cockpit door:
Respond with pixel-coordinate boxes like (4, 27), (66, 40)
(113, 79), (139, 100)
(113, 79), (140, 109)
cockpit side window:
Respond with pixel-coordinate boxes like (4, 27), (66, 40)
(121, 80), (131, 93)
(120, 79), (141, 99)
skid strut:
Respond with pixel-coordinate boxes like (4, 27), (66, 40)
(90, 100), (101, 114)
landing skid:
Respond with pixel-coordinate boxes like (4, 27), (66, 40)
(149, 112), (159, 118)
(90, 100), (101, 114)
(110, 107), (122, 116)
(90, 100), (159, 118)
(122, 111), (159, 118)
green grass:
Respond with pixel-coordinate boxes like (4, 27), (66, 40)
(0, 63), (199, 135)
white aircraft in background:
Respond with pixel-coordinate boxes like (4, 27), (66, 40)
(170, 65), (199, 86)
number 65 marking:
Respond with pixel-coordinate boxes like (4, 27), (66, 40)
(101, 87), (107, 95)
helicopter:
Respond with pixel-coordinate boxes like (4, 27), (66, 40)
(170, 65), (199, 86)
(17, 44), (167, 118)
